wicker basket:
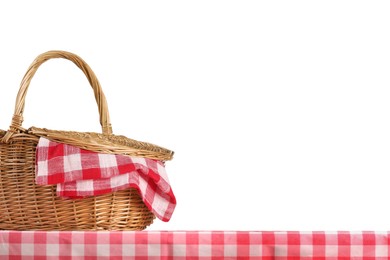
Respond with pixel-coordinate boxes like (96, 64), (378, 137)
(0, 51), (173, 231)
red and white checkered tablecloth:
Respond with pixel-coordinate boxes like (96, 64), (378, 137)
(0, 231), (389, 259)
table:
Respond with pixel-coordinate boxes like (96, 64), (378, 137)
(0, 231), (389, 259)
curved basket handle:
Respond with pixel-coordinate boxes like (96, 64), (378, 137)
(1, 50), (112, 143)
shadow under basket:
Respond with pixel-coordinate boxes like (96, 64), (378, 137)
(0, 50), (173, 231)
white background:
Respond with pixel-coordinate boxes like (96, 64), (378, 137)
(1, 1), (390, 231)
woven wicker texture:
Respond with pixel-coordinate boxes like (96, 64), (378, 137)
(0, 51), (173, 230)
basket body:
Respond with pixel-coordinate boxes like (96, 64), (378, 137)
(0, 130), (155, 231)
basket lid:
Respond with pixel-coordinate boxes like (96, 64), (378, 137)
(28, 127), (174, 161)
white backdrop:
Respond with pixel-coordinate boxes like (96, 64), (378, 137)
(1, 1), (390, 231)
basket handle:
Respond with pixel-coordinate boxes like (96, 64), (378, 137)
(1, 50), (112, 143)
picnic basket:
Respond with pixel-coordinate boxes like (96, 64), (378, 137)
(0, 50), (174, 231)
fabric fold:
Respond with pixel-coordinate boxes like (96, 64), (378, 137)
(35, 137), (176, 222)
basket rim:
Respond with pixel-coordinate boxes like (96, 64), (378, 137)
(1, 127), (174, 161)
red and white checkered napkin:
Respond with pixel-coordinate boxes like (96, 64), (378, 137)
(35, 137), (176, 222)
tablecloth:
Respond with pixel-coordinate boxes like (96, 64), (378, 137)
(0, 231), (388, 259)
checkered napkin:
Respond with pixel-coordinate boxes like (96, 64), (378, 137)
(35, 137), (176, 222)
